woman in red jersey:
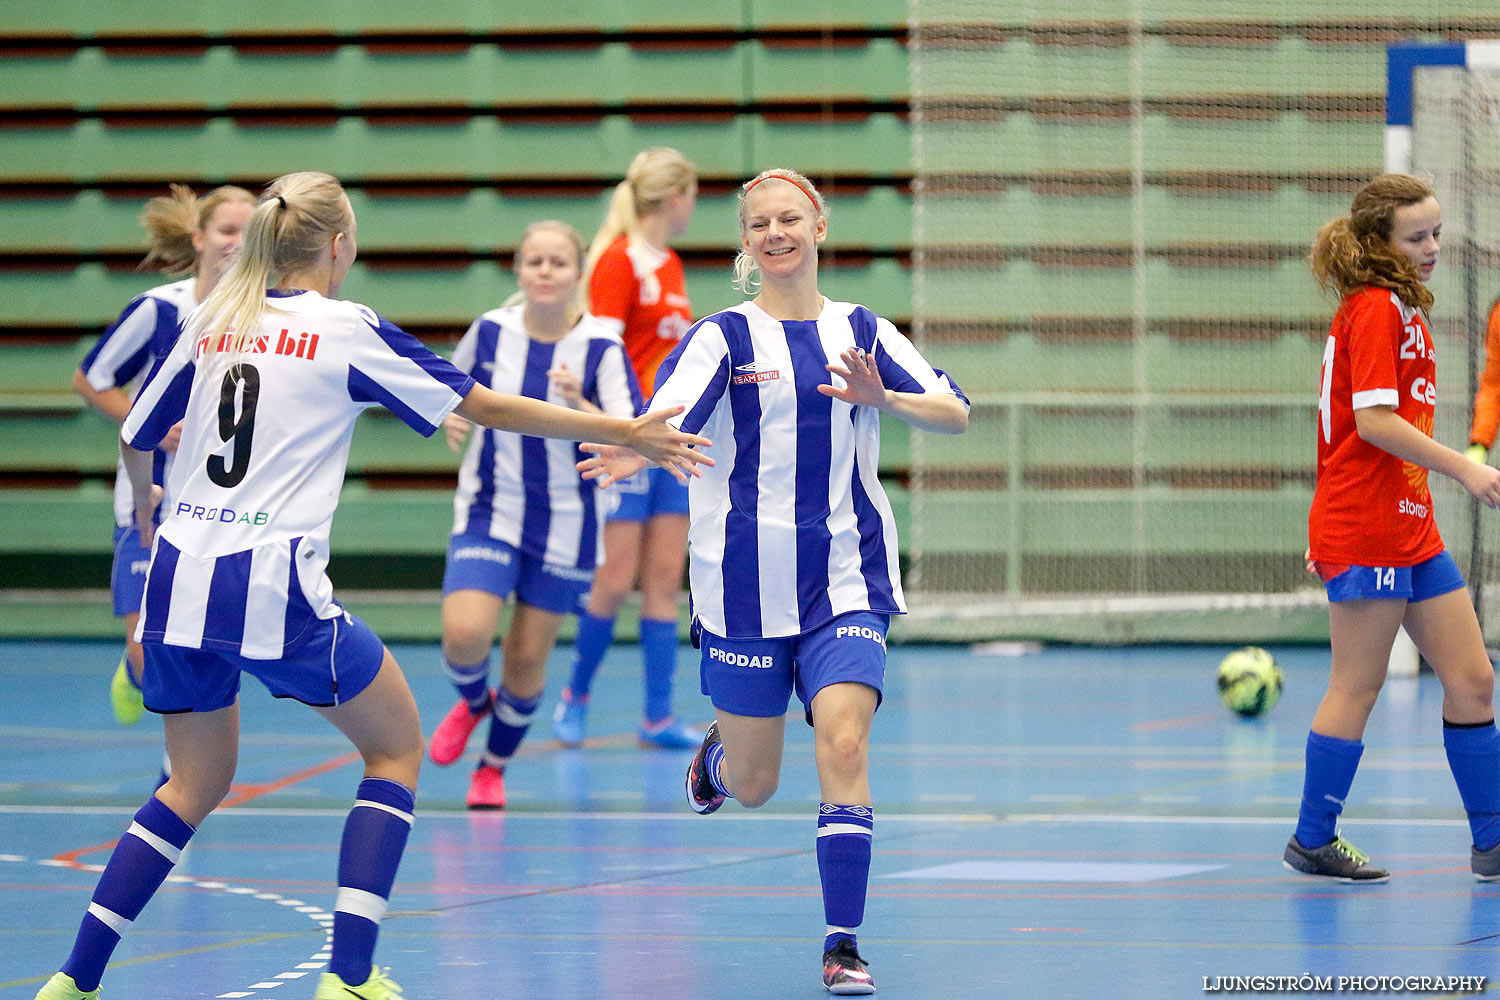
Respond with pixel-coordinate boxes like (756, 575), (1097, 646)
(1288, 173), (1500, 882)
(552, 147), (705, 749)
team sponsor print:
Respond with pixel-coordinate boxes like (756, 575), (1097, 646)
(195, 327), (320, 362)
(452, 545), (512, 564)
(541, 562), (594, 582)
(175, 502), (269, 526)
(708, 646), (775, 669)
(835, 624), (886, 647)
(1398, 497), (1430, 519)
(129, 559), (150, 576)
(732, 360), (781, 385)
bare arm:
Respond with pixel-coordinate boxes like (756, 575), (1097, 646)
(820, 348), (969, 435)
(75, 369), (183, 452)
(453, 384), (711, 480)
(119, 438), (163, 547)
(1355, 405), (1500, 507)
(73, 368), (133, 424)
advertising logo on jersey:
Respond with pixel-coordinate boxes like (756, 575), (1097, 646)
(196, 328), (320, 362)
(174, 502), (269, 526)
(732, 360), (781, 385)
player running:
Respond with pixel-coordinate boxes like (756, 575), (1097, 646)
(426, 220), (643, 808)
(72, 184), (253, 776)
(32, 171), (709, 1000)
(579, 168), (969, 994)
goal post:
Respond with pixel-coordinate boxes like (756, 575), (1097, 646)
(1387, 39), (1500, 659)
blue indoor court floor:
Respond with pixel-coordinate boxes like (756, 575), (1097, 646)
(1, 639), (1496, 999)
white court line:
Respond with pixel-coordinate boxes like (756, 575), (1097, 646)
(0, 804), (998, 823)
(17, 849), (335, 999)
(1008, 812), (1470, 828)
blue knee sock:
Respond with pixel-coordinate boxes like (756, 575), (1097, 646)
(640, 617), (679, 724)
(330, 778), (415, 987)
(1294, 731), (1364, 849)
(444, 656), (491, 712)
(482, 686), (541, 769)
(1444, 719), (1500, 851)
(817, 804), (874, 951)
(62, 796), (195, 992)
(567, 611), (617, 700)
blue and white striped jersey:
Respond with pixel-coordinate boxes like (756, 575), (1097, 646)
(451, 305), (641, 570)
(651, 299), (969, 639)
(79, 278), (197, 527)
(120, 289), (474, 658)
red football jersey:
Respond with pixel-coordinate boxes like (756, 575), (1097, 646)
(1308, 286), (1444, 566)
(588, 235), (693, 395)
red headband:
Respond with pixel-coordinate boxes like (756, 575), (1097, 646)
(744, 173), (820, 211)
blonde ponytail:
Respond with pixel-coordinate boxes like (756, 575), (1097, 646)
(582, 147), (696, 287)
(188, 171), (352, 356)
(138, 184), (254, 276)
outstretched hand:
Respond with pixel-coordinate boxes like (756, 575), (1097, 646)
(820, 347), (889, 410)
(579, 406), (714, 485)
(576, 444), (650, 487)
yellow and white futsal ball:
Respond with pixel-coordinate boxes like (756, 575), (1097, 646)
(1216, 646), (1283, 718)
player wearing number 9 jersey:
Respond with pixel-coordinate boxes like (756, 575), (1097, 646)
(1283, 174), (1500, 890)
(30, 171), (710, 1000)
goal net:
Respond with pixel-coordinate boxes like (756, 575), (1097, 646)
(902, 7), (1500, 643)
(1404, 42), (1500, 643)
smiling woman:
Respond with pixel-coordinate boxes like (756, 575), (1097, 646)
(577, 165), (970, 995)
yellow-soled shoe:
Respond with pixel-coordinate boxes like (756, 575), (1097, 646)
(35, 972), (99, 1000)
(313, 966), (404, 999)
(109, 659), (144, 726)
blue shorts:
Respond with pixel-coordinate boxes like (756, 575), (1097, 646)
(143, 610), (385, 713)
(698, 611), (888, 720)
(608, 466), (690, 522)
(111, 525), (152, 618)
(1316, 551), (1467, 603)
(441, 534), (591, 615)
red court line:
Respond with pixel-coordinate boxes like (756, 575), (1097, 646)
(1130, 712), (1220, 733)
(51, 750), (362, 869)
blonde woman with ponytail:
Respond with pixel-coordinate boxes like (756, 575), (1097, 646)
(578, 167), (969, 995)
(70, 183), (253, 760)
(555, 147), (704, 750)
(1286, 173), (1500, 885)
(33, 171), (710, 1000)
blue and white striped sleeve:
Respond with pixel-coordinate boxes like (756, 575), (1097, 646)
(450, 319), (481, 377)
(647, 317), (731, 435)
(120, 334), (195, 451)
(871, 314), (970, 409)
(591, 339), (642, 419)
(80, 296), (161, 392)
(347, 306), (476, 436)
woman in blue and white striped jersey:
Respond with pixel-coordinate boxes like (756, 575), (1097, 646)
(426, 220), (644, 810)
(31, 172), (708, 1000)
(579, 168), (969, 996)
